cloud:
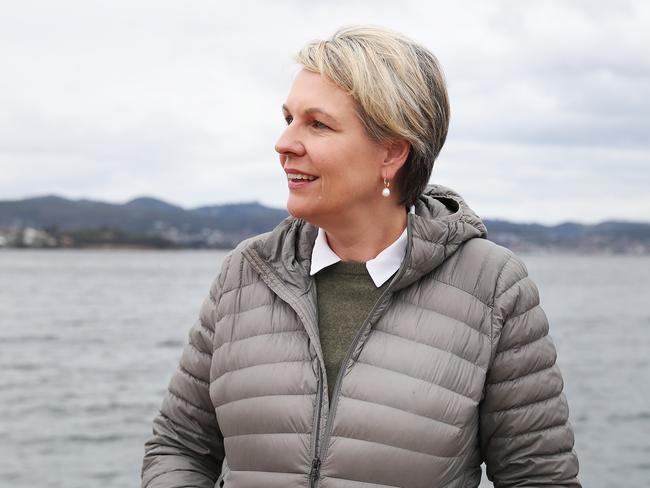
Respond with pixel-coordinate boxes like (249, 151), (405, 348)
(0, 0), (648, 224)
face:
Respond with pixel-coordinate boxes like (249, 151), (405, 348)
(275, 69), (389, 227)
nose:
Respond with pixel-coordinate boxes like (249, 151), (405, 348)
(274, 123), (305, 158)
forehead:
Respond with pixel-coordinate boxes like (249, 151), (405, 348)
(283, 69), (355, 114)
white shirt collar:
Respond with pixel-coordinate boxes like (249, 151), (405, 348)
(309, 205), (415, 287)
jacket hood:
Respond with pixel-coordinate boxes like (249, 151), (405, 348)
(243, 183), (487, 295)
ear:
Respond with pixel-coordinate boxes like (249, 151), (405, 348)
(381, 138), (410, 179)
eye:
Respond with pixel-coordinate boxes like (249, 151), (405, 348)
(311, 119), (330, 130)
(284, 115), (293, 125)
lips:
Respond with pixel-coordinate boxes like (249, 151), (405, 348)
(288, 178), (318, 190)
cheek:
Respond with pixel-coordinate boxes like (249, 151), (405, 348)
(310, 138), (380, 197)
(319, 166), (375, 205)
(337, 153), (380, 191)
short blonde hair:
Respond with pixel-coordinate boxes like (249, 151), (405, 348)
(295, 25), (450, 207)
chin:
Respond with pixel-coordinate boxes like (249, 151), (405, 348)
(286, 200), (309, 220)
(286, 196), (318, 223)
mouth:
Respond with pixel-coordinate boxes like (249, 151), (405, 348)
(287, 173), (319, 190)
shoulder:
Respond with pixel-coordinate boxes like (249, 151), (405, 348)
(433, 237), (530, 307)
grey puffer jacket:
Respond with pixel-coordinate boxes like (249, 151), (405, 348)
(142, 184), (581, 488)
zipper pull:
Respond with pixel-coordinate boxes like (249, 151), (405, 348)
(309, 457), (321, 485)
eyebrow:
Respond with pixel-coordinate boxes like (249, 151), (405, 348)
(282, 104), (339, 123)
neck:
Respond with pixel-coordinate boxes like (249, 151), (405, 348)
(317, 202), (408, 262)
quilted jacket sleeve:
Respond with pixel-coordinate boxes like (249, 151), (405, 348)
(141, 253), (232, 488)
(479, 253), (581, 487)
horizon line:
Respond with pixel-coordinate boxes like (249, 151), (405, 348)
(2, 192), (649, 228)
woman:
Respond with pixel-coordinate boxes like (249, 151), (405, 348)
(142, 26), (581, 488)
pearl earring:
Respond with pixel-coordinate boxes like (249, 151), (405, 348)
(382, 178), (391, 197)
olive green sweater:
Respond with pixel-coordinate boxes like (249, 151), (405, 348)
(314, 261), (391, 404)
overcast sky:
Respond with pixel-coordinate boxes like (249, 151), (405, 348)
(1, 0), (648, 224)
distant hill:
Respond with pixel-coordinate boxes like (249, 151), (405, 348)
(1, 195), (649, 253)
(484, 219), (650, 254)
(0, 195), (289, 248)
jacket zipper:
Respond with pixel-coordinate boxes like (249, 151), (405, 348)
(308, 364), (323, 488)
(308, 456), (321, 487)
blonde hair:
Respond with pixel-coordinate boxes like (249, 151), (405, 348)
(295, 25), (450, 207)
